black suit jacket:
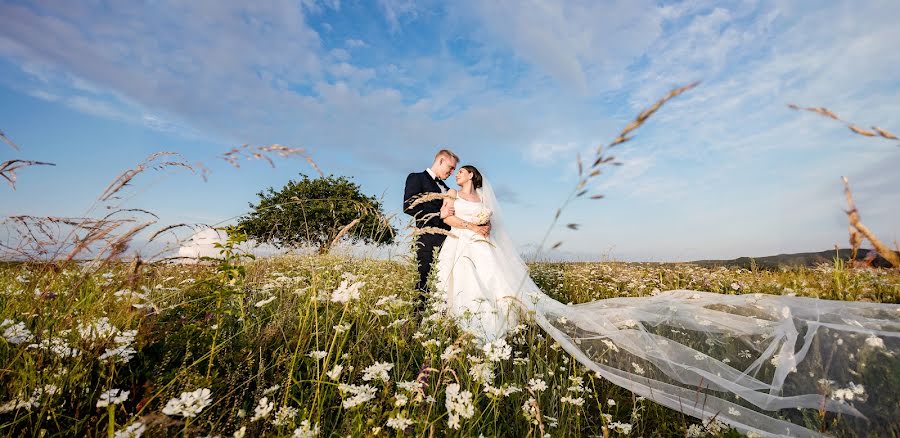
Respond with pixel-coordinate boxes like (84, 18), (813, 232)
(403, 171), (451, 232)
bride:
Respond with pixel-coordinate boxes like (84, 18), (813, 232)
(434, 165), (899, 437)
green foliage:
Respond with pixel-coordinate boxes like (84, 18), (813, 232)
(238, 174), (396, 254)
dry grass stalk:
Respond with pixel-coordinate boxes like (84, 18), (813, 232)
(330, 218), (362, 248)
(608, 81), (700, 149)
(531, 82), (698, 256)
(0, 129), (20, 151)
(406, 192), (453, 210)
(99, 152), (192, 202)
(410, 227), (457, 239)
(1, 159), (56, 189)
(842, 176), (900, 268)
(220, 144), (323, 177)
(788, 104), (900, 144)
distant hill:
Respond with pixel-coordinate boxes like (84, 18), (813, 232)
(690, 248), (898, 269)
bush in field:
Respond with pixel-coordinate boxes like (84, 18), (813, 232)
(238, 174), (396, 254)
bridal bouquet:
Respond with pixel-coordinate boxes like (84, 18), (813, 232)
(472, 208), (492, 225)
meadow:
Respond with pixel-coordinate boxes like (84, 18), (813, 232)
(2, 248), (898, 437)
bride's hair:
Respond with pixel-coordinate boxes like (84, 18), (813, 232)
(461, 165), (483, 189)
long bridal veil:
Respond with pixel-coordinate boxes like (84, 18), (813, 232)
(479, 177), (900, 437)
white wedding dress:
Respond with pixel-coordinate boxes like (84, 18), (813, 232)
(435, 178), (900, 438)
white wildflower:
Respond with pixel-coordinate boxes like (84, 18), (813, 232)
(632, 362), (645, 375)
(482, 338), (512, 362)
(272, 405), (298, 426)
(528, 378), (547, 392)
(609, 421), (632, 434)
(2, 320), (34, 344)
(307, 351), (327, 360)
(394, 393), (409, 407)
(607, 398), (616, 406)
(263, 384), (281, 396)
(114, 422), (146, 438)
(361, 361), (394, 383)
(96, 388), (129, 408)
(445, 383), (474, 430)
(468, 362), (495, 384)
(293, 420), (320, 437)
(338, 383), (377, 409)
(865, 335), (885, 349)
(441, 345), (462, 361)
(162, 388), (212, 418)
(386, 414), (414, 430)
(326, 364), (344, 380)
(251, 396), (275, 421)
(232, 427), (246, 438)
(330, 280), (364, 304)
(333, 323), (351, 333)
(728, 407), (741, 416)
(560, 396), (585, 406)
(254, 296), (277, 308)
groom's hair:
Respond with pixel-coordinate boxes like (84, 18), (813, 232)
(461, 165), (483, 189)
(434, 149), (459, 163)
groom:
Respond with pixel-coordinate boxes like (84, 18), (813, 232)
(404, 149), (459, 312)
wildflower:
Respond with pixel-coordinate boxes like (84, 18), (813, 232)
(330, 280), (364, 304)
(521, 397), (540, 424)
(326, 364), (343, 380)
(114, 422), (146, 438)
(482, 338), (512, 362)
(362, 361), (394, 383)
(272, 405), (298, 426)
(441, 345), (462, 361)
(293, 420), (320, 437)
(561, 396), (585, 406)
(263, 384), (281, 396)
(609, 421), (632, 434)
(394, 393), (409, 407)
(396, 380), (423, 392)
(607, 398), (616, 406)
(254, 296), (277, 308)
(865, 335), (885, 349)
(387, 318), (407, 328)
(338, 383), (378, 409)
(685, 424), (704, 437)
(232, 426), (247, 438)
(632, 362), (645, 375)
(96, 388), (129, 408)
(468, 362), (495, 384)
(333, 323), (351, 333)
(528, 378), (547, 392)
(1, 320), (33, 344)
(386, 414), (414, 430)
(728, 407), (741, 416)
(307, 351), (327, 360)
(162, 388), (212, 418)
(445, 383), (474, 430)
(251, 397), (275, 421)
(601, 339), (619, 352)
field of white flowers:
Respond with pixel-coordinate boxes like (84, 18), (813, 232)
(1, 251), (898, 437)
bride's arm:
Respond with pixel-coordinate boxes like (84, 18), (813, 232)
(443, 215), (489, 237)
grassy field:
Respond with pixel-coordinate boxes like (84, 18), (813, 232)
(1, 252), (898, 437)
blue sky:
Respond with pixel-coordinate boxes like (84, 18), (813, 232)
(1, 0), (898, 261)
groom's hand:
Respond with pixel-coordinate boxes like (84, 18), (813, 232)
(474, 223), (490, 238)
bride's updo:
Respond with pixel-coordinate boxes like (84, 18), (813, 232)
(461, 165), (483, 189)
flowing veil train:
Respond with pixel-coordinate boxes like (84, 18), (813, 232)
(470, 176), (899, 437)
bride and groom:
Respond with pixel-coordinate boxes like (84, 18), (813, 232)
(404, 149), (899, 437)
